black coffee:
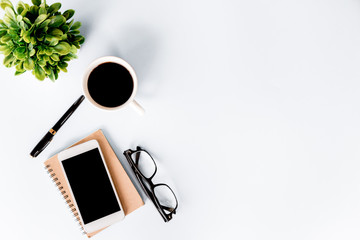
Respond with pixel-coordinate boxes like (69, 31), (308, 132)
(87, 62), (134, 108)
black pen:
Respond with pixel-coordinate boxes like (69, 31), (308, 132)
(30, 95), (85, 158)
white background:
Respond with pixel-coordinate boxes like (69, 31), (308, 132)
(1, 0), (360, 239)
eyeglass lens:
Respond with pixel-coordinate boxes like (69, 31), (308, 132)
(154, 185), (177, 213)
(132, 150), (156, 179)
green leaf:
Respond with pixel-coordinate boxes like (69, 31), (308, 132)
(67, 52), (77, 59)
(38, 48), (45, 55)
(43, 65), (51, 75)
(0, 0), (13, 10)
(53, 41), (70, 55)
(19, 4), (28, 17)
(60, 33), (67, 40)
(0, 30), (7, 37)
(62, 9), (74, 20)
(67, 19), (74, 27)
(70, 21), (81, 30)
(54, 68), (58, 79)
(29, 48), (35, 56)
(31, 0), (41, 6)
(58, 62), (68, 70)
(29, 5), (39, 15)
(19, 20), (27, 30)
(23, 57), (34, 70)
(60, 24), (69, 33)
(61, 55), (71, 61)
(70, 44), (77, 54)
(73, 35), (84, 43)
(6, 39), (14, 46)
(2, 14), (19, 29)
(39, 6), (46, 15)
(50, 53), (59, 61)
(0, 44), (7, 51)
(34, 65), (45, 80)
(15, 61), (24, 71)
(1, 34), (12, 43)
(2, 15), (11, 26)
(44, 48), (52, 55)
(5, 6), (16, 20)
(15, 70), (25, 75)
(22, 30), (31, 43)
(16, 15), (22, 22)
(11, 34), (19, 42)
(8, 29), (17, 36)
(38, 19), (50, 28)
(48, 15), (65, 28)
(30, 36), (36, 44)
(70, 29), (80, 35)
(0, 44), (11, 55)
(48, 28), (63, 37)
(49, 39), (58, 46)
(3, 54), (15, 66)
(13, 46), (27, 60)
(49, 69), (55, 81)
(45, 34), (58, 45)
(48, 3), (61, 14)
(37, 59), (46, 66)
(20, 9), (28, 17)
(39, 0), (45, 8)
(16, 1), (25, 14)
(34, 14), (48, 25)
(3, 46), (12, 55)
(23, 17), (31, 25)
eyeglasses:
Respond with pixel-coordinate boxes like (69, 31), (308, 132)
(123, 147), (178, 222)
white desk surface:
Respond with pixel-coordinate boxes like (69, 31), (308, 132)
(1, 0), (360, 239)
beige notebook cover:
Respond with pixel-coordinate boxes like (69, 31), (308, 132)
(44, 129), (144, 237)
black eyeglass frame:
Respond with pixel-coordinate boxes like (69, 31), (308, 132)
(123, 147), (178, 222)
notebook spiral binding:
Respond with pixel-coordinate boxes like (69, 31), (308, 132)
(45, 164), (85, 234)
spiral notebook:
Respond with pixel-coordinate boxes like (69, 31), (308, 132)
(44, 130), (144, 238)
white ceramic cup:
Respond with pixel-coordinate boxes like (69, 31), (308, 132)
(83, 56), (145, 115)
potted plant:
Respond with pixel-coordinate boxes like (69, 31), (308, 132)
(0, 0), (84, 81)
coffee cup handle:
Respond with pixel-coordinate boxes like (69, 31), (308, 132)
(129, 100), (145, 115)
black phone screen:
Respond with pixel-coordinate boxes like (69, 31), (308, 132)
(61, 148), (121, 224)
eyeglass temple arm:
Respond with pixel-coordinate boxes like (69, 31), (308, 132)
(135, 146), (142, 162)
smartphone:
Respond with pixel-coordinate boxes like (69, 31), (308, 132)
(58, 140), (125, 233)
